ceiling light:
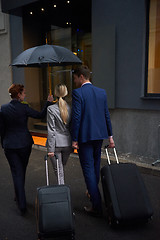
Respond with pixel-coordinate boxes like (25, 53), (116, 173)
(54, 4), (57, 8)
(67, 1), (70, 3)
(30, 11), (33, 15)
(41, 8), (45, 11)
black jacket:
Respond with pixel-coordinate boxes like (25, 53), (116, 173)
(0, 100), (51, 149)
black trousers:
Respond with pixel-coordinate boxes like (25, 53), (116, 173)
(4, 145), (32, 210)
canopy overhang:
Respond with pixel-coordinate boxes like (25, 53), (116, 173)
(1, 0), (38, 13)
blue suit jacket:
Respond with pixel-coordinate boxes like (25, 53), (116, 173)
(0, 100), (51, 149)
(71, 83), (113, 143)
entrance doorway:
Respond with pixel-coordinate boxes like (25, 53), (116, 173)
(22, 0), (91, 144)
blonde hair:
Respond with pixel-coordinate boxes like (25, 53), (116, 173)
(54, 84), (69, 124)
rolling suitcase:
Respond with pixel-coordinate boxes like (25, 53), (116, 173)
(36, 154), (75, 239)
(101, 146), (153, 226)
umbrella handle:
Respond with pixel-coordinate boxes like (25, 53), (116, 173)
(48, 64), (52, 95)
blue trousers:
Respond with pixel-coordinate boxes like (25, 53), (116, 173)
(4, 145), (32, 210)
(78, 140), (103, 211)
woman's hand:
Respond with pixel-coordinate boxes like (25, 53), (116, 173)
(48, 152), (54, 157)
(47, 95), (54, 102)
(72, 141), (79, 149)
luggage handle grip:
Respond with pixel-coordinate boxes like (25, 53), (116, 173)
(44, 154), (61, 186)
(44, 154), (50, 186)
(104, 145), (119, 164)
(55, 154), (61, 185)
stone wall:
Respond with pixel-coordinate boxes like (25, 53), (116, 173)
(0, 4), (12, 105)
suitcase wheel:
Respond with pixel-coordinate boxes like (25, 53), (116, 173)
(72, 233), (75, 240)
(107, 214), (120, 227)
(63, 233), (75, 240)
(69, 233), (75, 240)
(38, 233), (45, 240)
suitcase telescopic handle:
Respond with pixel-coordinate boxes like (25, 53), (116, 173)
(55, 154), (61, 185)
(44, 154), (50, 186)
(44, 154), (61, 186)
(104, 145), (119, 164)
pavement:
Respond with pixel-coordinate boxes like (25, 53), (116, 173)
(0, 145), (160, 240)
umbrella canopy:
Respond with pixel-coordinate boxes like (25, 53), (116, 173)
(11, 44), (82, 67)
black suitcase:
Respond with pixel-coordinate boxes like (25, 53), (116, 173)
(36, 154), (75, 239)
(101, 146), (153, 226)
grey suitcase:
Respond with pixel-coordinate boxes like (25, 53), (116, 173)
(36, 154), (75, 239)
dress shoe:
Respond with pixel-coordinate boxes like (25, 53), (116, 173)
(14, 197), (17, 202)
(84, 206), (103, 217)
(20, 208), (27, 216)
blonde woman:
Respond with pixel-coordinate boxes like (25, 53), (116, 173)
(47, 84), (72, 184)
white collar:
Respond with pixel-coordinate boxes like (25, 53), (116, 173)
(81, 82), (92, 87)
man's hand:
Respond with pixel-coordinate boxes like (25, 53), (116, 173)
(48, 152), (54, 157)
(108, 136), (115, 148)
(72, 141), (79, 149)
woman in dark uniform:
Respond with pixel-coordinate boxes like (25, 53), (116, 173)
(0, 84), (53, 215)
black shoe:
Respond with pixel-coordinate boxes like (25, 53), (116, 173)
(20, 208), (27, 216)
(84, 206), (103, 217)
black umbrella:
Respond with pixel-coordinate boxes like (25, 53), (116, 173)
(11, 44), (82, 67)
(11, 44), (82, 94)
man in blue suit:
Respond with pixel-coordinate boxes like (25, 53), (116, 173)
(72, 65), (115, 216)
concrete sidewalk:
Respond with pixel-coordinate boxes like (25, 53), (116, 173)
(0, 145), (160, 240)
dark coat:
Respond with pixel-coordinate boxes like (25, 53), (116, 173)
(0, 100), (51, 149)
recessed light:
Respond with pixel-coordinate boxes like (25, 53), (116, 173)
(41, 8), (45, 11)
(30, 11), (33, 15)
(54, 4), (57, 8)
(67, 1), (70, 3)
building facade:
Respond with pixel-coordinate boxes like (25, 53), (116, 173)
(0, 0), (160, 159)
